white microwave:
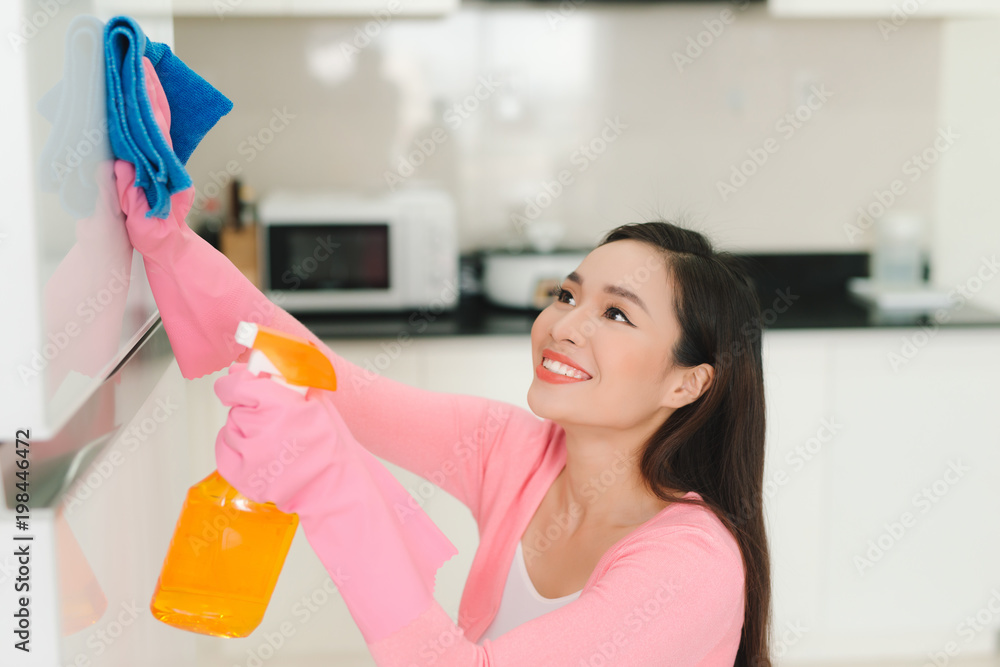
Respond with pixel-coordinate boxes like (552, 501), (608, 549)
(257, 189), (459, 313)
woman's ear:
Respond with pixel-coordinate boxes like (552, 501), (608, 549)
(663, 363), (714, 409)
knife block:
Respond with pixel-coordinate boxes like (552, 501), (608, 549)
(220, 224), (260, 289)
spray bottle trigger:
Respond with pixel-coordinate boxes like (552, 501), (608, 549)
(247, 349), (309, 397)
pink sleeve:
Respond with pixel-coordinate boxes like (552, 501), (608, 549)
(115, 167), (519, 519)
(266, 307), (519, 521)
(366, 525), (746, 666)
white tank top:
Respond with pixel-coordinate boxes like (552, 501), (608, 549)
(478, 540), (582, 643)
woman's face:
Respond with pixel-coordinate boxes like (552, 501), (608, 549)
(528, 239), (699, 432)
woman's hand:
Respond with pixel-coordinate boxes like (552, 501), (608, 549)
(113, 56), (196, 251)
(109, 56), (275, 381)
(213, 361), (344, 514)
(211, 360), (457, 645)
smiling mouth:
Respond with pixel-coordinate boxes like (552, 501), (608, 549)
(539, 357), (592, 380)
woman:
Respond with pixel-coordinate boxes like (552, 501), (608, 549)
(121, 59), (771, 666)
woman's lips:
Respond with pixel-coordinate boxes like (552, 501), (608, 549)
(535, 362), (591, 384)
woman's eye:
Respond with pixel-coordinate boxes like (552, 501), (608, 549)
(551, 287), (631, 325)
(606, 307), (629, 324)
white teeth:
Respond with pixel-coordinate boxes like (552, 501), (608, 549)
(542, 357), (589, 380)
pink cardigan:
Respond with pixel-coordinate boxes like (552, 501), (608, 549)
(137, 218), (746, 665)
(248, 307), (746, 665)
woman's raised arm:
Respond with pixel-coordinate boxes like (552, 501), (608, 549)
(114, 56), (532, 519)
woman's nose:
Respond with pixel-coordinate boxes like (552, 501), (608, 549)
(550, 303), (600, 345)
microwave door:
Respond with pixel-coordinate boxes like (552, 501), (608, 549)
(265, 219), (406, 312)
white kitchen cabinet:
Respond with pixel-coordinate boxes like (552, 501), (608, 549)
(55, 356), (202, 667)
(759, 331), (838, 662)
(757, 327), (1000, 661)
(769, 0), (1000, 17)
(172, 0), (459, 17)
(420, 335), (534, 410)
(820, 328), (1000, 659)
(0, 323), (204, 667)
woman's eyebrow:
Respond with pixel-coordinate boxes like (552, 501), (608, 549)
(565, 271), (650, 316)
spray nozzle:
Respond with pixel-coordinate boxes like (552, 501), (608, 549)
(235, 321), (338, 395)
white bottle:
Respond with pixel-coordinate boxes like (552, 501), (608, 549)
(872, 212), (925, 287)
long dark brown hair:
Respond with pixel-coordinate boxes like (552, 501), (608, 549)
(596, 221), (772, 667)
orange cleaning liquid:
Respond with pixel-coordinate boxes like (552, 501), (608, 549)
(150, 470), (298, 638)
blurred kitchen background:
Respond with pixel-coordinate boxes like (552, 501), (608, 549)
(3, 0), (1000, 666)
(177, 1), (1000, 664)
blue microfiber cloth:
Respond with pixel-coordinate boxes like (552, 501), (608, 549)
(104, 15), (233, 219)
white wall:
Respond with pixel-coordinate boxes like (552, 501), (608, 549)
(932, 17), (1000, 316)
(173, 2), (943, 255)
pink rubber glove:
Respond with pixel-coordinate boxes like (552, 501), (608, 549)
(117, 58), (459, 643)
(213, 362), (458, 643)
(113, 57), (273, 378)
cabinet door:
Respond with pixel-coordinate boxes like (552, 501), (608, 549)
(420, 336), (534, 410)
(51, 359), (200, 667)
(770, 0), (1000, 17)
(759, 331), (836, 661)
(823, 329), (1000, 658)
(0, 2), (172, 440)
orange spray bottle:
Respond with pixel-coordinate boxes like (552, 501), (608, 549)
(150, 321), (337, 638)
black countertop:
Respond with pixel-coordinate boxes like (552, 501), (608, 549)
(290, 251), (1000, 339)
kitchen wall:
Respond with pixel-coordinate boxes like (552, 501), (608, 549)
(174, 1), (943, 256)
